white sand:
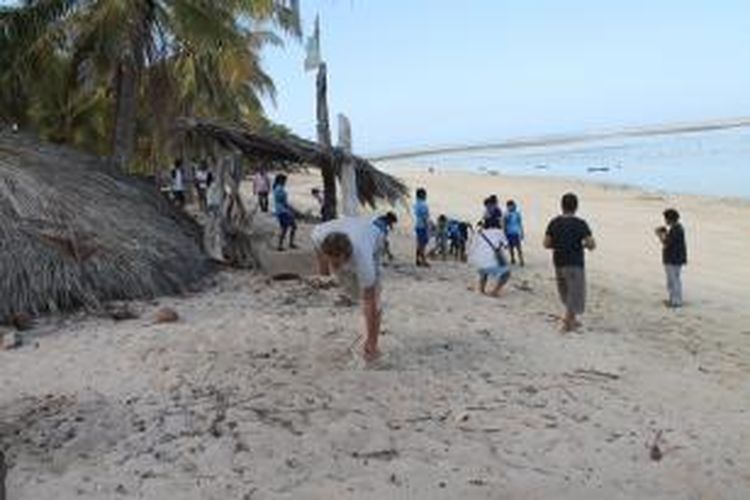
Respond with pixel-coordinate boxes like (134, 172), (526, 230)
(1, 169), (749, 499)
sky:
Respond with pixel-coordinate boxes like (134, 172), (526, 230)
(262, 0), (750, 155)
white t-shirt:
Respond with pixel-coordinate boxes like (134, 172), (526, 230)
(311, 217), (384, 289)
(172, 168), (184, 192)
(195, 169), (209, 189)
(468, 228), (508, 270)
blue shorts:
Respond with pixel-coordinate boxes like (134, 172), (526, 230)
(277, 212), (296, 229)
(479, 266), (511, 282)
(506, 233), (522, 248)
(415, 227), (429, 248)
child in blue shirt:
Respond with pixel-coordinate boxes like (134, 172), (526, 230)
(273, 174), (297, 251)
(413, 188), (430, 267)
(373, 211), (398, 261)
(504, 199), (525, 266)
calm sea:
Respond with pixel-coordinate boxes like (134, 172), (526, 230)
(393, 126), (750, 199)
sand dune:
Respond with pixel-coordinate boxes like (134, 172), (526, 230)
(0, 170), (748, 499)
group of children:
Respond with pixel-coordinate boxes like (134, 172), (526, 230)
(266, 175), (688, 335)
(412, 188), (526, 265)
(407, 187), (687, 332)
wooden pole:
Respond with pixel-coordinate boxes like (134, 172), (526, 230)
(316, 63), (336, 221)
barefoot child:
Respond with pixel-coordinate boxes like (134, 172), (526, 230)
(468, 226), (511, 297)
(504, 199), (525, 266)
(312, 217), (386, 361)
(544, 193), (596, 332)
(430, 214), (449, 260)
(655, 208), (687, 308)
(272, 174), (297, 251)
(413, 188), (430, 267)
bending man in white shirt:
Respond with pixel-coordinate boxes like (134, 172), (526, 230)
(312, 217), (385, 362)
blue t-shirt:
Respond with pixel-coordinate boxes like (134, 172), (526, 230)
(413, 200), (430, 230)
(273, 184), (290, 216)
(373, 216), (390, 235)
(504, 210), (523, 236)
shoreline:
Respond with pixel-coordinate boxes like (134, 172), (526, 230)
(377, 164), (750, 205)
(368, 117), (750, 162)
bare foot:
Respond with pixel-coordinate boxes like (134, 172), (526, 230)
(363, 347), (382, 363)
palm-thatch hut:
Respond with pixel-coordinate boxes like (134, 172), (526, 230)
(0, 131), (210, 324)
(176, 118), (409, 207)
(175, 119), (408, 269)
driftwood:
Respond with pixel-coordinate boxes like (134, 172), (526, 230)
(203, 155), (256, 268)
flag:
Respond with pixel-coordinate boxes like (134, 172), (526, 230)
(304, 15), (322, 72)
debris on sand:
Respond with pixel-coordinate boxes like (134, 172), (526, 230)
(154, 308), (179, 324)
(649, 430), (664, 462)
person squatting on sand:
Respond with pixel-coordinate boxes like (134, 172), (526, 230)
(544, 192), (596, 332)
(312, 217), (386, 361)
(413, 187), (431, 267)
(272, 174), (297, 251)
(373, 212), (398, 261)
(504, 199), (525, 266)
(656, 208), (687, 308)
(469, 225), (511, 297)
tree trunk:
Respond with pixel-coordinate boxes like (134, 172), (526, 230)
(316, 63), (336, 221)
(110, 61), (139, 171)
(110, 14), (146, 171)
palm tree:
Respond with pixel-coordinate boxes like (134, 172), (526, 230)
(0, 0), (301, 170)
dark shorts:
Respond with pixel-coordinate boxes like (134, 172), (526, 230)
(277, 212), (296, 229)
(506, 233), (522, 248)
(416, 227), (429, 248)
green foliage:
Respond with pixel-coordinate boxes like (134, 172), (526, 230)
(0, 0), (301, 172)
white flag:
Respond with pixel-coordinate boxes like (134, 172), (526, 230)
(304, 15), (322, 71)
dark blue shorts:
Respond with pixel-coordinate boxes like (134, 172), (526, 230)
(415, 227), (429, 248)
(506, 233), (522, 248)
(277, 213), (296, 229)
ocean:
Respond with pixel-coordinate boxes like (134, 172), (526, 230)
(394, 126), (750, 199)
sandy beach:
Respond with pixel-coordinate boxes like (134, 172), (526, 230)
(1, 169), (749, 499)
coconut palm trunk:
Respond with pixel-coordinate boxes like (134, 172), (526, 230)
(111, 61), (139, 169)
(316, 62), (336, 221)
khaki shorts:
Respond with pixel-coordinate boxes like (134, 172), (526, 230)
(336, 256), (382, 303)
(555, 266), (586, 315)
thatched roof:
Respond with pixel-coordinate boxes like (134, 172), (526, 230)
(176, 118), (409, 208)
(0, 131), (210, 323)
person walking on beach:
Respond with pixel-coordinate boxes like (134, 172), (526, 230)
(312, 217), (386, 361)
(544, 193), (596, 332)
(413, 188), (431, 267)
(655, 208), (687, 308)
(170, 159), (186, 208)
(273, 174), (297, 251)
(253, 167), (271, 213)
(504, 199), (525, 266)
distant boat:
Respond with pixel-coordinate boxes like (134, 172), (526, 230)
(534, 164), (548, 170)
(587, 167), (610, 173)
